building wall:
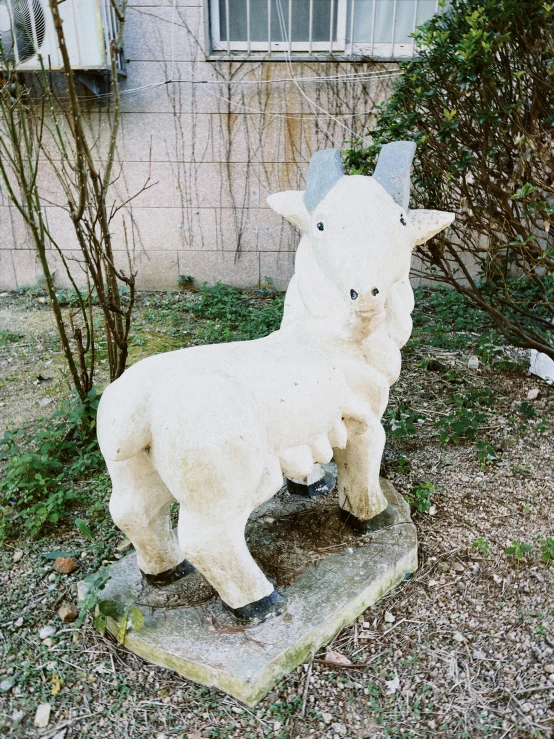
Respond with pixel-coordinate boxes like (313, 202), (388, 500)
(0, 0), (399, 291)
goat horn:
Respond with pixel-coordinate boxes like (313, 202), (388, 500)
(303, 148), (345, 212)
(372, 141), (416, 211)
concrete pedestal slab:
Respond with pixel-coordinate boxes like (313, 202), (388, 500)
(79, 479), (417, 706)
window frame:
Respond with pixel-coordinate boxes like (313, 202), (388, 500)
(206, 0), (444, 60)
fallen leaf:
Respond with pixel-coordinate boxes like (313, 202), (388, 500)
(51, 674), (61, 696)
(385, 673), (400, 695)
(325, 650), (352, 666)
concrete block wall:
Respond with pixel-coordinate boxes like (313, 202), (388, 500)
(0, 1), (397, 291)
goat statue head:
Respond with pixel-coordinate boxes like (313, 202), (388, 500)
(268, 142), (454, 331)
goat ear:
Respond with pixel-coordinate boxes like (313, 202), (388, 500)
(409, 209), (455, 246)
(267, 191), (310, 232)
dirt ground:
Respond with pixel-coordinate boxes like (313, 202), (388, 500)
(0, 289), (553, 739)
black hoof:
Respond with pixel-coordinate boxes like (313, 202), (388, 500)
(286, 470), (336, 498)
(224, 590), (286, 624)
(140, 558), (196, 587)
(340, 504), (398, 536)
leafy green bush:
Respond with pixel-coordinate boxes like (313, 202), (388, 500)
(0, 389), (104, 540)
(345, 0), (554, 359)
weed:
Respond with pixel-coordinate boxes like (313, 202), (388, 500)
(504, 541), (533, 562)
(407, 482), (435, 514)
(519, 401), (536, 420)
(539, 537), (554, 565)
(0, 388), (104, 541)
(385, 405), (426, 438)
(395, 455), (411, 474)
(0, 329), (23, 345)
(75, 567), (112, 628)
(472, 537), (491, 557)
(435, 407), (486, 444)
(476, 331), (505, 364)
(476, 441), (498, 468)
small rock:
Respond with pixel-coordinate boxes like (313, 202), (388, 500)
(54, 557), (78, 574)
(34, 703), (51, 728)
(58, 603), (79, 623)
(44, 638), (54, 647)
(544, 664), (554, 674)
(51, 730), (67, 739)
(12, 550), (24, 563)
(273, 721), (281, 732)
(0, 677), (15, 692)
(12, 709), (25, 722)
(425, 359), (447, 372)
(362, 621), (370, 629)
(527, 388), (540, 400)
(453, 631), (465, 643)
(437, 562), (449, 572)
(384, 611), (395, 623)
(322, 713), (333, 725)
(468, 356), (479, 369)
(428, 504), (438, 516)
(39, 624), (56, 640)
(14, 617), (23, 628)
(461, 475), (470, 482)
(385, 674), (400, 695)
(332, 723), (347, 736)
(521, 702), (533, 713)
(38, 297), (47, 304)
(451, 562), (465, 573)
(473, 650), (487, 660)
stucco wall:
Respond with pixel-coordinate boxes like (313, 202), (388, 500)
(0, 0), (397, 291)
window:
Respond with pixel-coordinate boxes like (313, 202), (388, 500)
(209, 0), (446, 59)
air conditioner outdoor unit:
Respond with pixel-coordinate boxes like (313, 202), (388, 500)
(0, 0), (122, 72)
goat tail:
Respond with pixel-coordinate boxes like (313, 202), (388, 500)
(97, 375), (151, 463)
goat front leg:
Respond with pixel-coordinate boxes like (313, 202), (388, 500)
(334, 415), (396, 534)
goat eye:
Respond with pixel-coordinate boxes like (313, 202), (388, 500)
(316, 221), (325, 232)
(400, 215), (407, 226)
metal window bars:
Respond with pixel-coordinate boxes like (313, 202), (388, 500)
(209, 0), (447, 60)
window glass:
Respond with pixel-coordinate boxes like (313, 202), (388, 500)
(218, 0), (339, 43)
(351, 0), (437, 44)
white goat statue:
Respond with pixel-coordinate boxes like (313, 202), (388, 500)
(97, 142), (454, 623)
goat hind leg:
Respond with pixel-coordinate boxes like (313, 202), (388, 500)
(107, 452), (191, 582)
(179, 511), (282, 620)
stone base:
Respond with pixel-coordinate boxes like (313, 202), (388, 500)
(79, 480), (417, 706)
